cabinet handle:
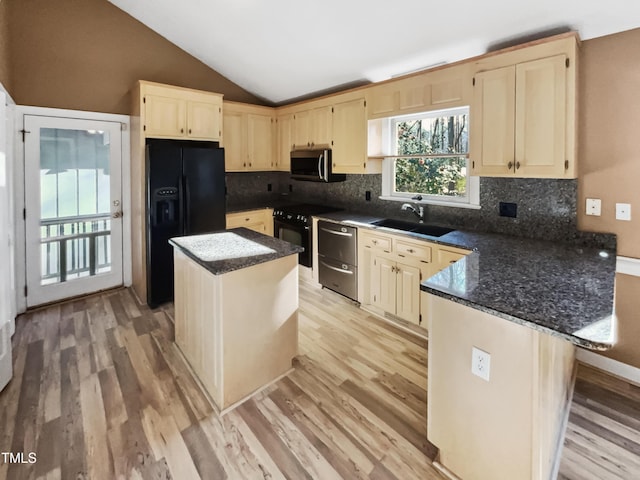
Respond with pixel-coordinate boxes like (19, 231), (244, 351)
(188, 129), (192, 134)
(245, 218), (250, 222)
(516, 161), (521, 170)
(249, 162), (252, 167)
(407, 248), (415, 253)
(243, 162), (246, 167)
(507, 161), (513, 170)
(372, 239), (378, 244)
(181, 128), (184, 134)
(333, 163), (336, 167)
(311, 142), (315, 147)
(307, 142), (310, 147)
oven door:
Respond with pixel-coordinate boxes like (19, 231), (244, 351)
(274, 219), (311, 267)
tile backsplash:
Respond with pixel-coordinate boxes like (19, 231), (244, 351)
(226, 172), (614, 248)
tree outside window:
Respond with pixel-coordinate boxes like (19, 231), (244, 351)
(393, 108), (469, 199)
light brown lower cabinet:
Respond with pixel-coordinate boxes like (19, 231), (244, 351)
(358, 228), (470, 328)
(427, 294), (576, 480)
(226, 208), (274, 236)
(173, 249), (298, 412)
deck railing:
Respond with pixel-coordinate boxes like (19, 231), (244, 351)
(40, 213), (111, 284)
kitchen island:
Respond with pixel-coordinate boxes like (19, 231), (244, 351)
(169, 228), (303, 413)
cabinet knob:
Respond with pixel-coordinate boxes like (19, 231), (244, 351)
(181, 128), (184, 134)
(307, 142), (310, 147)
(515, 161), (521, 170)
(407, 248), (414, 253)
(245, 218), (250, 222)
(311, 142), (315, 147)
(372, 240), (378, 244)
(333, 163), (336, 167)
(188, 129), (192, 134)
(249, 162), (252, 167)
(507, 161), (514, 170)
(243, 162), (246, 167)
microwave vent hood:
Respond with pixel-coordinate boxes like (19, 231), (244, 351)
(290, 149), (346, 183)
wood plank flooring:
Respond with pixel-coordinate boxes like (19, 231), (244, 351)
(0, 270), (638, 479)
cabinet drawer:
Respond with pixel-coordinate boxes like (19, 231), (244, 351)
(361, 233), (392, 252)
(226, 210), (268, 228)
(395, 241), (432, 262)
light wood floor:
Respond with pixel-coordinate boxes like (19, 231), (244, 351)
(0, 271), (638, 479)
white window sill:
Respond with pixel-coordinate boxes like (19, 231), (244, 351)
(378, 195), (482, 210)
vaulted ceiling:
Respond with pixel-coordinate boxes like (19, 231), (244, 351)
(108, 0), (639, 104)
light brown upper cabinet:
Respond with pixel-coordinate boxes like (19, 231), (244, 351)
(141, 81), (223, 141)
(275, 113), (293, 171)
(470, 34), (577, 178)
(367, 64), (471, 119)
(332, 98), (370, 174)
(293, 105), (333, 149)
(222, 102), (275, 172)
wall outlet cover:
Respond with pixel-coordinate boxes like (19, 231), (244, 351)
(365, 191), (371, 201)
(616, 203), (631, 221)
(499, 202), (517, 218)
(267, 183), (272, 192)
(471, 346), (491, 381)
(586, 198), (601, 216)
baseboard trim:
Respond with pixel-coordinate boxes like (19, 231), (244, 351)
(576, 348), (640, 386)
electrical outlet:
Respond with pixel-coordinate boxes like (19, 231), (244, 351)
(365, 190), (371, 201)
(267, 183), (272, 192)
(499, 202), (517, 218)
(586, 198), (601, 216)
(471, 347), (491, 381)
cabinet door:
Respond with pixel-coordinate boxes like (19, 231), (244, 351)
(144, 94), (186, 138)
(187, 100), (221, 140)
(276, 114), (293, 171)
(248, 114), (274, 170)
(332, 98), (367, 174)
(470, 66), (516, 176)
(371, 256), (396, 314)
(222, 111), (247, 171)
(395, 263), (421, 324)
(515, 55), (567, 177)
(292, 110), (310, 149)
(310, 105), (333, 147)
(368, 84), (398, 118)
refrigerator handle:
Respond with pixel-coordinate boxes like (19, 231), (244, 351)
(177, 175), (185, 234)
(184, 176), (191, 233)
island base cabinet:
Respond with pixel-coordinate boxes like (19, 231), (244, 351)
(174, 249), (299, 412)
(426, 294), (576, 480)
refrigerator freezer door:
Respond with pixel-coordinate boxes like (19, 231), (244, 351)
(182, 146), (226, 235)
(146, 140), (183, 306)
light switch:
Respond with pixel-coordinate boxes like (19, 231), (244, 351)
(586, 198), (601, 216)
(616, 203), (631, 221)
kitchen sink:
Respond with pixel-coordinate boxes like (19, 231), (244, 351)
(371, 218), (454, 237)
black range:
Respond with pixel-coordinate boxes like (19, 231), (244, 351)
(273, 204), (342, 268)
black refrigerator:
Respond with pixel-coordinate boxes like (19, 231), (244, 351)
(146, 138), (226, 307)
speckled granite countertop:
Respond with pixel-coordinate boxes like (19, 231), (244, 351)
(316, 212), (616, 351)
(169, 228), (304, 275)
(226, 199), (293, 214)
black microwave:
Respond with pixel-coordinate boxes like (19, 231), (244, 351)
(290, 149), (346, 182)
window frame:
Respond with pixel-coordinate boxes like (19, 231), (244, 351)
(380, 106), (480, 209)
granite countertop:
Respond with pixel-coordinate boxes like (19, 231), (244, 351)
(316, 212), (617, 350)
(169, 228), (304, 275)
(226, 198), (294, 214)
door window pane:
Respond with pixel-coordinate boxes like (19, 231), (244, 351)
(39, 128), (112, 284)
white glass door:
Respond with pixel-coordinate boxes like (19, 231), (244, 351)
(24, 115), (124, 307)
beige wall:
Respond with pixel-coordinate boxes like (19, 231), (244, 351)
(578, 28), (640, 258)
(578, 29), (640, 368)
(6, 0), (263, 114)
(0, 0), (10, 92)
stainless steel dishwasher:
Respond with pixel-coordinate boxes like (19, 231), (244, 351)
(317, 220), (357, 301)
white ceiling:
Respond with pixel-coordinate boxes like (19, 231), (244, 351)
(108, 0), (639, 104)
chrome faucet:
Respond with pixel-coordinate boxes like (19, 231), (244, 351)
(401, 203), (425, 223)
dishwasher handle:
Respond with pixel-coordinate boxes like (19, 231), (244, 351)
(320, 227), (353, 237)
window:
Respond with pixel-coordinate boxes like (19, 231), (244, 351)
(381, 106), (479, 208)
